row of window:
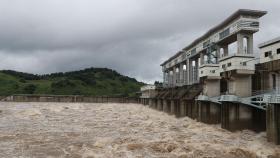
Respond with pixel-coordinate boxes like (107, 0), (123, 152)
(200, 70), (216, 74)
(264, 48), (280, 57)
(221, 61), (248, 69)
(222, 63), (232, 69)
(219, 28), (230, 40)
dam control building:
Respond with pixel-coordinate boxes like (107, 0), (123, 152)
(140, 9), (280, 145)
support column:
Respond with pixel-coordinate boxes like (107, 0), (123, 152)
(186, 100), (192, 117)
(266, 103), (280, 145)
(163, 100), (168, 113)
(216, 45), (221, 60)
(237, 33), (244, 54)
(221, 45), (229, 57)
(167, 71), (170, 87)
(173, 67), (177, 86)
(169, 71), (173, 87)
(179, 63), (184, 85)
(152, 99), (157, 109)
(186, 100), (197, 119)
(163, 71), (166, 86)
(174, 100), (180, 117)
(157, 99), (163, 111)
(148, 98), (153, 107)
(170, 100), (175, 115)
(186, 59), (190, 85)
(194, 59), (199, 83)
(200, 53), (204, 65)
(197, 101), (221, 124)
(176, 67), (180, 86)
(247, 34), (254, 54)
(189, 60), (193, 85)
(180, 100), (186, 117)
(221, 102), (265, 132)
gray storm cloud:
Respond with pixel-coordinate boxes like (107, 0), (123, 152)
(0, 0), (279, 83)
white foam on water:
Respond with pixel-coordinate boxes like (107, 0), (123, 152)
(0, 102), (279, 157)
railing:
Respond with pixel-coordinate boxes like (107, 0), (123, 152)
(252, 88), (280, 96)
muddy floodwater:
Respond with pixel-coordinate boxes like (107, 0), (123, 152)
(0, 102), (279, 158)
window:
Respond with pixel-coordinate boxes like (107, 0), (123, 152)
(210, 70), (215, 73)
(277, 48), (280, 54)
(222, 64), (226, 69)
(191, 48), (196, 55)
(265, 51), (272, 57)
(240, 62), (247, 66)
(219, 28), (230, 39)
(227, 63), (232, 67)
(201, 71), (203, 74)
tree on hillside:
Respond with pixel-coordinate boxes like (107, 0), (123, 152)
(23, 84), (37, 94)
(154, 81), (163, 88)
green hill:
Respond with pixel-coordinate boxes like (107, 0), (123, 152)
(0, 68), (145, 97)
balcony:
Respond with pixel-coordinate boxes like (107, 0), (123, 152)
(219, 54), (255, 74)
(199, 64), (220, 79)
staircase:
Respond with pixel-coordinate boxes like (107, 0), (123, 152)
(181, 84), (203, 100)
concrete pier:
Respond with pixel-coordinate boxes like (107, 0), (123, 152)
(152, 99), (158, 109)
(163, 100), (169, 113)
(266, 103), (280, 145)
(157, 99), (163, 111)
(174, 100), (181, 117)
(167, 100), (171, 114)
(170, 100), (175, 115)
(148, 99), (153, 107)
(221, 102), (266, 132)
(198, 101), (221, 124)
(179, 100), (187, 117)
(185, 100), (197, 119)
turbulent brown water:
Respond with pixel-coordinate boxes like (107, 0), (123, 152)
(0, 102), (279, 158)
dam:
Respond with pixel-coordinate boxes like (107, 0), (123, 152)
(140, 9), (280, 145)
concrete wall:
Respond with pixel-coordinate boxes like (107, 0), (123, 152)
(221, 102), (266, 132)
(266, 103), (280, 144)
(219, 55), (255, 72)
(268, 72), (280, 91)
(185, 100), (198, 119)
(140, 89), (157, 98)
(3, 95), (139, 104)
(199, 64), (220, 78)
(198, 101), (221, 124)
(260, 42), (280, 64)
(179, 100), (187, 117)
(157, 99), (163, 111)
(203, 80), (220, 97)
(228, 75), (252, 97)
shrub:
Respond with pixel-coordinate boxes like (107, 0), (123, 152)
(23, 84), (37, 94)
(51, 79), (76, 88)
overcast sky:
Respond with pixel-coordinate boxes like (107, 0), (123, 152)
(0, 0), (279, 83)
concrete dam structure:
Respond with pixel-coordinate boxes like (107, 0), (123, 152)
(140, 9), (280, 145)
